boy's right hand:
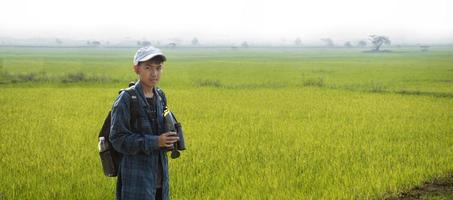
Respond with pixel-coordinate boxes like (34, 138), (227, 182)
(158, 132), (179, 148)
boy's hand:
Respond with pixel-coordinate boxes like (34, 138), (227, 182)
(158, 132), (179, 148)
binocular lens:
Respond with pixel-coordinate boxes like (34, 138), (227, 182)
(171, 150), (180, 159)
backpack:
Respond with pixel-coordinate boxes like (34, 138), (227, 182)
(98, 82), (167, 177)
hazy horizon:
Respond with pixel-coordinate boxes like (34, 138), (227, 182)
(1, 0), (452, 45)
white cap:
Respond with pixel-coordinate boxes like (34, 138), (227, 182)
(133, 46), (166, 65)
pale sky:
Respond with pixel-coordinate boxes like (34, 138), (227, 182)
(1, 0), (452, 44)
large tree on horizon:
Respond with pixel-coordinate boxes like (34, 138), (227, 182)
(369, 35), (391, 51)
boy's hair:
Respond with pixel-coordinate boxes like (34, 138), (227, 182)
(138, 55), (166, 66)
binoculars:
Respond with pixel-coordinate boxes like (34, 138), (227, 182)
(163, 110), (186, 159)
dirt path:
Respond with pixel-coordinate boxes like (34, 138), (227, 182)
(387, 172), (453, 200)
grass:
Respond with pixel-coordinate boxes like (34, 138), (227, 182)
(0, 47), (452, 199)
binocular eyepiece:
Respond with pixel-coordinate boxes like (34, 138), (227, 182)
(163, 111), (186, 159)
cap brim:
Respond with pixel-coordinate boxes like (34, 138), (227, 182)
(138, 53), (167, 63)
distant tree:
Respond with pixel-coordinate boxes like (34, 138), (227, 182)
(86, 40), (91, 45)
(294, 37), (302, 46)
(55, 38), (63, 45)
(170, 38), (182, 46)
(91, 41), (101, 47)
(358, 40), (367, 47)
(141, 41), (151, 46)
(241, 41), (249, 48)
(137, 41), (141, 46)
(344, 41), (352, 48)
(420, 45), (430, 52)
(369, 35), (391, 51)
(321, 38), (334, 47)
(191, 38), (199, 46)
(168, 43), (176, 48)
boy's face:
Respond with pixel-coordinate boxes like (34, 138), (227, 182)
(134, 60), (163, 88)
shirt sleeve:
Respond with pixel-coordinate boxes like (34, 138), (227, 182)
(109, 91), (160, 155)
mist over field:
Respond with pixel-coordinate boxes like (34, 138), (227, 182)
(1, 0), (452, 47)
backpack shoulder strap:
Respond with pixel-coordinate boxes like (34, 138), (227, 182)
(155, 87), (167, 110)
(155, 87), (179, 121)
(123, 87), (141, 132)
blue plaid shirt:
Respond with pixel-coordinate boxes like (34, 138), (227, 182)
(109, 81), (170, 200)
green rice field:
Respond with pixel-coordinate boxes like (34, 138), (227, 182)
(0, 47), (452, 199)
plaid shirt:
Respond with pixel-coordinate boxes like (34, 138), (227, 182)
(109, 81), (170, 200)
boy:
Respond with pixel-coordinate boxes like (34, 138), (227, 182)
(109, 46), (179, 200)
